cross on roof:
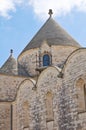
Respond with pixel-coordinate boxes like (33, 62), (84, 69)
(10, 49), (13, 56)
(48, 9), (53, 17)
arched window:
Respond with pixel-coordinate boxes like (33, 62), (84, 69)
(46, 92), (54, 122)
(76, 78), (86, 111)
(43, 54), (50, 66)
(23, 101), (29, 129)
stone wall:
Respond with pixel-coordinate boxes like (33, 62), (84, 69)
(1, 48), (86, 130)
(0, 103), (11, 130)
(0, 74), (26, 101)
(0, 74), (26, 130)
(63, 48), (86, 130)
(15, 79), (36, 130)
(0, 74), (36, 130)
(18, 43), (77, 77)
(12, 67), (62, 130)
(37, 67), (62, 130)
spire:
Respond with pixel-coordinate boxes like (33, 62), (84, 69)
(48, 9), (53, 17)
(0, 49), (18, 75)
(10, 49), (13, 56)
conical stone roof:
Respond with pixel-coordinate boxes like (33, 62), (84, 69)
(21, 17), (81, 54)
(0, 54), (18, 75)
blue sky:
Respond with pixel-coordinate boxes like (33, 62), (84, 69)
(0, 0), (86, 67)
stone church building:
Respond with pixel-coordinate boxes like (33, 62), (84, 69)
(0, 10), (86, 130)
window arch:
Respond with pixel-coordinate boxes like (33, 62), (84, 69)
(46, 92), (54, 122)
(76, 78), (86, 111)
(22, 101), (29, 129)
(43, 54), (50, 66)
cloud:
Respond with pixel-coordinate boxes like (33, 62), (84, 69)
(0, 0), (86, 19)
(0, 0), (22, 18)
(28, 0), (86, 19)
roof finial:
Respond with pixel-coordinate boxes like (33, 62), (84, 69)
(48, 9), (53, 17)
(10, 49), (13, 56)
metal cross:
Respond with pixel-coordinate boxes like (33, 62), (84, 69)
(48, 9), (53, 17)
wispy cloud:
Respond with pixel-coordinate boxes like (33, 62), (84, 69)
(28, 0), (86, 19)
(0, 0), (86, 19)
(0, 0), (22, 18)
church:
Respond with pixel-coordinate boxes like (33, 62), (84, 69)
(0, 9), (86, 130)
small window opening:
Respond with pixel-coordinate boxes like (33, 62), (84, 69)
(46, 92), (54, 122)
(84, 84), (86, 108)
(43, 54), (50, 66)
(76, 78), (86, 111)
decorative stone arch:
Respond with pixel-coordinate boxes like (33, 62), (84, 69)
(36, 66), (61, 130)
(13, 79), (36, 130)
(75, 77), (86, 112)
(37, 66), (62, 98)
(37, 66), (61, 88)
(62, 49), (86, 113)
(16, 78), (36, 99)
(62, 48), (86, 85)
(63, 48), (86, 74)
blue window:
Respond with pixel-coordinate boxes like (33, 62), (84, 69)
(43, 54), (50, 66)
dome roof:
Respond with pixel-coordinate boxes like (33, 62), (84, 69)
(21, 17), (81, 54)
(0, 53), (18, 75)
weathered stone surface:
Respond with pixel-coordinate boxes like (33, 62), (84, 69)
(0, 103), (11, 130)
(1, 16), (86, 130)
(0, 74), (26, 101)
(18, 44), (77, 77)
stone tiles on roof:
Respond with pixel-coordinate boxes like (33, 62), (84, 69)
(20, 17), (81, 55)
(0, 54), (18, 75)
